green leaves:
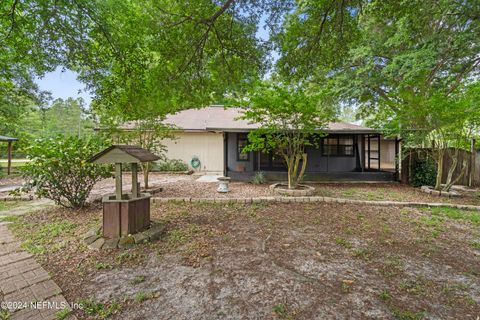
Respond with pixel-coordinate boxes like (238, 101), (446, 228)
(235, 81), (335, 188)
(73, 0), (266, 120)
(21, 135), (112, 208)
(276, 0), (480, 126)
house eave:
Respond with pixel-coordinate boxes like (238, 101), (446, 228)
(206, 127), (380, 134)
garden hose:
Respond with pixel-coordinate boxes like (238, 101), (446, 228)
(190, 156), (201, 169)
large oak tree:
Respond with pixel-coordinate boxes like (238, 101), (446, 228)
(276, 0), (480, 190)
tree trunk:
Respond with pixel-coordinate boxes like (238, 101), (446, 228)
(444, 156), (468, 191)
(434, 149), (444, 190)
(297, 153), (308, 186)
(285, 155), (294, 189)
(443, 149), (458, 191)
(285, 153), (308, 189)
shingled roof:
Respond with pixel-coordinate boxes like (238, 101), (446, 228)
(89, 145), (161, 164)
(119, 106), (378, 134)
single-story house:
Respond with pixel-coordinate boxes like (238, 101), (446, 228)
(123, 106), (400, 182)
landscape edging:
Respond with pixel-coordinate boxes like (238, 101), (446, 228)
(151, 196), (480, 211)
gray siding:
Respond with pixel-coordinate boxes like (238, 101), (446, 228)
(227, 132), (360, 173)
(304, 145), (357, 172)
(226, 132), (255, 172)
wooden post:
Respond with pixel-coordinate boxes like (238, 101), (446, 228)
(131, 162), (138, 198)
(469, 139), (476, 187)
(7, 141), (12, 175)
(115, 163), (122, 200)
(395, 136), (399, 181)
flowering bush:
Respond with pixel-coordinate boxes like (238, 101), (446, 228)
(21, 135), (112, 208)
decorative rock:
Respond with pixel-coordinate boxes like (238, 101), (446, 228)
(103, 238), (119, 250)
(118, 235), (135, 249)
(83, 229), (97, 240)
(150, 196), (480, 211)
(145, 223), (166, 241)
(133, 232), (150, 244)
(88, 237), (105, 250)
(217, 176), (231, 193)
(420, 186), (461, 198)
(270, 183), (315, 197)
(84, 235), (99, 245)
(83, 221), (167, 250)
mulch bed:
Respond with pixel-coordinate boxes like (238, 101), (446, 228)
(3, 172), (479, 206)
(7, 201), (480, 319)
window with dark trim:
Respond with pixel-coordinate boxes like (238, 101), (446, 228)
(237, 133), (249, 161)
(322, 135), (354, 157)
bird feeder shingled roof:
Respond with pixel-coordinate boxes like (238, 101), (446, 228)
(89, 145), (161, 164)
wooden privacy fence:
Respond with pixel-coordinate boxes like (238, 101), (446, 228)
(401, 148), (479, 187)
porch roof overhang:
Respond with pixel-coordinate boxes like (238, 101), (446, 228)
(206, 127), (379, 134)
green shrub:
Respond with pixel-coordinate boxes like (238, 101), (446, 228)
(411, 157), (437, 187)
(21, 135), (112, 208)
(252, 171), (267, 184)
(155, 159), (189, 172)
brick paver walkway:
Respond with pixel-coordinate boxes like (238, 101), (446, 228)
(0, 222), (76, 320)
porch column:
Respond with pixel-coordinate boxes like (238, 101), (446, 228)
(223, 132), (228, 176)
(367, 135), (371, 170)
(361, 135), (365, 172)
(378, 134), (381, 171)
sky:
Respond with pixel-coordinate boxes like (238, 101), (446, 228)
(36, 68), (92, 106)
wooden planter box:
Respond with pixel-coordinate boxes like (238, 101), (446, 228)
(102, 193), (151, 238)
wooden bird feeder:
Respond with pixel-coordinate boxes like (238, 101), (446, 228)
(90, 145), (160, 238)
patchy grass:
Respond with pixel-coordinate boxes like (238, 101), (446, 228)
(128, 275), (146, 285)
(430, 207), (480, 225)
(7, 202), (480, 319)
(116, 252), (145, 265)
(391, 308), (427, 320)
(0, 201), (20, 212)
(9, 218), (78, 255)
(314, 183), (480, 205)
(54, 308), (72, 320)
(133, 291), (155, 303)
(379, 289), (391, 301)
(352, 248), (372, 261)
(470, 241), (480, 250)
(78, 298), (121, 319)
(335, 237), (353, 248)
(272, 303), (297, 320)
(0, 214), (20, 223)
(0, 309), (11, 320)
(94, 262), (112, 270)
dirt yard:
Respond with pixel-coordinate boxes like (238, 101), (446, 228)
(5, 201), (480, 319)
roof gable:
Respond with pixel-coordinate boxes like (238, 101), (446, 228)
(89, 145), (161, 164)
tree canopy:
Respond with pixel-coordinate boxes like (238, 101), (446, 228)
(238, 81), (335, 188)
(276, 0), (480, 127)
(1, 0), (288, 122)
(2, 0), (480, 190)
